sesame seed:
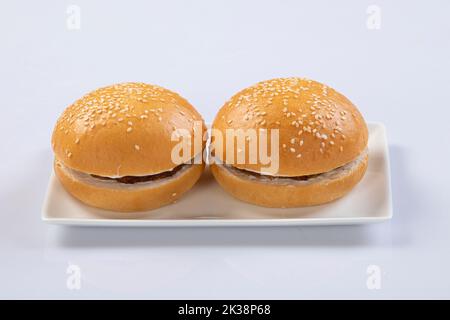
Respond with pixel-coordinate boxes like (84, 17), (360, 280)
(135, 145), (140, 151)
(290, 138), (296, 144)
(172, 193), (177, 197)
(127, 127), (133, 133)
(340, 146), (344, 152)
(67, 152), (72, 158)
(299, 140), (304, 146)
(290, 148), (296, 153)
(75, 138), (80, 144)
(296, 153), (302, 158)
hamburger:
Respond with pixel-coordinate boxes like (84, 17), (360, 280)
(52, 82), (206, 214)
(210, 77), (368, 207)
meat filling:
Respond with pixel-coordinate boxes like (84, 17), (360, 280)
(91, 164), (187, 184)
(226, 165), (321, 181)
(224, 149), (368, 184)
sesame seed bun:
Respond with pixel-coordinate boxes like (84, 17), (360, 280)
(211, 77), (369, 207)
(52, 82), (206, 213)
(55, 160), (205, 214)
(52, 82), (206, 177)
(211, 150), (368, 208)
(212, 77), (368, 177)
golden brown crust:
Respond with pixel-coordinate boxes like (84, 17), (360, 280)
(212, 78), (368, 176)
(210, 153), (368, 208)
(52, 82), (206, 177)
(55, 159), (205, 214)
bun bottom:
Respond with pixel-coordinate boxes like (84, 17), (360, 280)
(55, 160), (204, 216)
(211, 153), (368, 208)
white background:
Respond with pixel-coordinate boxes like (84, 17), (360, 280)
(1, 0), (450, 299)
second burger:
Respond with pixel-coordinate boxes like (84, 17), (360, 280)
(210, 77), (369, 208)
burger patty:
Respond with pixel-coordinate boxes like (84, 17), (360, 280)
(91, 164), (187, 184)
(223, 149), (368, 185)
(228, 165), (321, 181)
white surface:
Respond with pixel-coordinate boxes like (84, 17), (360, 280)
(43, 123), (392, 227)
(1, 0), (450, 299)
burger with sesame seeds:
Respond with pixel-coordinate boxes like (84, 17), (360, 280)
(52, 82), (206, 214)
(210, 77), (368, 208)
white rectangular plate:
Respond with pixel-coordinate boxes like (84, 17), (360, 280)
(42, 122), (392, 227)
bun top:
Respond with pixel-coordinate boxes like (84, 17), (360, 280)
(52, 82), (205, 177)
(212, 77), (368, 176)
